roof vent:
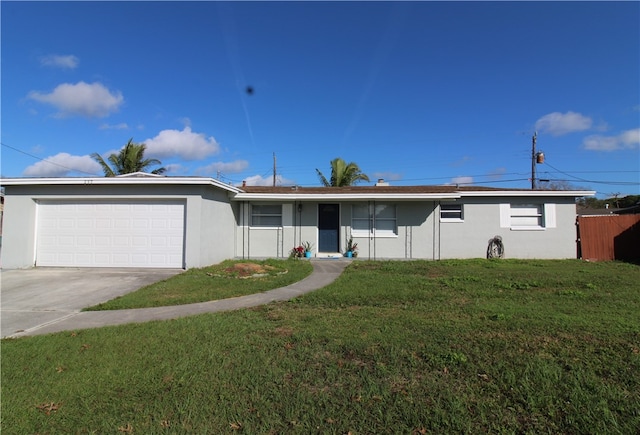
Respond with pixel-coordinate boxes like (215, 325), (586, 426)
(375, 178), (389, 186)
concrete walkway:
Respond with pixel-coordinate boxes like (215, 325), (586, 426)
(7, 259), (350, 338)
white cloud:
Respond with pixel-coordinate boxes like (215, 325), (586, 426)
(99, 123), (129, 130)
(619, 128), (640, 147)
(163, 163), (186, 175)
(241, 174), (295, 187)
(583, 128), (640, 151)
(195, 160), (249, 176)
(144, 126), (220, 160)
(23, 153), (101, 177)
(27, 81), (123, 118)
(40, 54), (79, 69)
(450, 176), (473, 186)
(535, 111), (592, 136)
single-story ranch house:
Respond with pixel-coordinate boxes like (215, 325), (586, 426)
(0, 174), (594, 269)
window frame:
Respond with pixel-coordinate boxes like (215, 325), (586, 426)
(510, 204), (542, 228)
(351, 203), (397, 238)
(500, 203), (556, 231)
(250, 203), (283, 228)
(440, 203), (464, 222)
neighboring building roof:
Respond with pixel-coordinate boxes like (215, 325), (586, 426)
(617, 203), (640, 215)
(578, 203), (640, 216)
(115, 171), (165, 178)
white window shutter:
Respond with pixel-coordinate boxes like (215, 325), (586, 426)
(499, 204), (510, 228)
(544, 203), (556, 228)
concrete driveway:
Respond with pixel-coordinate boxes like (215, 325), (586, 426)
(1, 267), (182, 338)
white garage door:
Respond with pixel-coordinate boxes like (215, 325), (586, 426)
(36, 200), (185, 268)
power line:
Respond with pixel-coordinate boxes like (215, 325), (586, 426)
(1, 141), (100, 176)
(542, 161), (640, 186)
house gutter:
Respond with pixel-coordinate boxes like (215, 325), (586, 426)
(231, 193), (462, 201)
(459, 190), (595, 197)
(231, 190), (596, 201)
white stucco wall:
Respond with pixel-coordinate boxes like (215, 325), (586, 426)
(187, 186), (237, 267)
(0, 193), (38, 268)
(236, 202), (298, 258)
(439, 197), (578, 259)
(237, 201), (438, 260)
(345, 201), (437, 260)
(4, 183), (581, 268)
(0, 183), (238, 269)
(234, 197), (579, 261)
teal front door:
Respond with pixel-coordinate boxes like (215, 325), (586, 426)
(318, 204), (340, 252)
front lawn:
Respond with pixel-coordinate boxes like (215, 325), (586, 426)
(85, 258), (313, 310)
(2, 259), (639, 434)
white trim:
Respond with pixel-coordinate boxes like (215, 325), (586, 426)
(33, 199), (40, 265)
(233, 190), (594, 201)
(115, 172), (164, 178)
(459, 190), (595, 197)
(234, 193), (462, 201)
(544, 203), (557, 228)
(0, 176), (242, 193)
(350, 230), (399, 238)
(502, 203), (556, 230)
(250, 203), (283, 228)
(440, 203), (464, 222)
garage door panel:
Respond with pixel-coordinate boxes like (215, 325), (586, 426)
(77, 236), (92, 246)
(75, 253), (93, 265)
(59, 236), (74, 246)
(113, 236), (129, 247)
(96, 219), (112, 229)
(36, 200), (185, 268)
(114, 219), (130, 229)
(78, 219), (93, 229)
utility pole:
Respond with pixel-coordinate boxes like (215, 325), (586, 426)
(272, 152), (277, 187)
(531, 132), (537, 190)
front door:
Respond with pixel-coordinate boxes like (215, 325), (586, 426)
(318, 203), (340, 252)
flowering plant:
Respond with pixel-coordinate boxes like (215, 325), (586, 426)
(290, 241), (313, 258)
(345, 236), (358, 257)
(290, 245), (305, 258)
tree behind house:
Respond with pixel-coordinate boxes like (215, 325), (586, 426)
(91, 139), (166, 177)
(316, 157), (370, 187)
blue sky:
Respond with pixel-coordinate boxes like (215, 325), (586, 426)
(2, 1), (639, 197)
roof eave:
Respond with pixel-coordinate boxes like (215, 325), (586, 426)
(232, 193), (462, 201)
(0, 177), (243, 194)
(459, 190), (596, 197)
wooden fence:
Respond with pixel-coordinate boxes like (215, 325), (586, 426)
(577, 214), (640, 262)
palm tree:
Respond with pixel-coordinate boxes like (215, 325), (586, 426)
(91, 139), (166, 177)
(316, 157), (370, 187)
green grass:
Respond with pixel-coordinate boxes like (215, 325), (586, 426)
(85, 258), (314, 310)
(3, 259), (639, 434)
